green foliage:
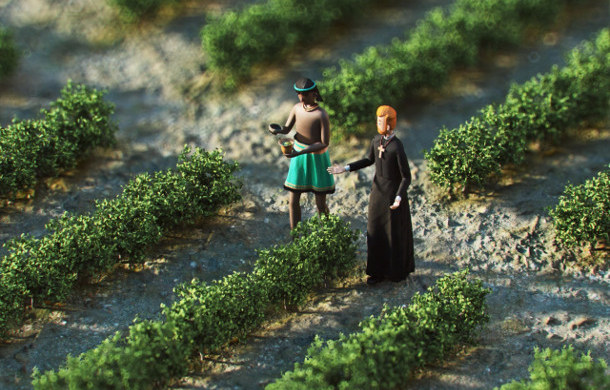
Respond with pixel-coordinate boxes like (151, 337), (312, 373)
(0, 120), (48, 193)
(267, 270), (490, 389)
(0, 25), (19, 79)
(0, 264), (29, 337)
(0, 81), (117, 198)
(498, 345), (609, 390)
(0, 146), (240, 338)
(107, 0), (178, 22)
(323, 0), (568, 138)
(549, 165), (610, 250)
(32, 321), (188, 390)
(256, 214), (360, 307)
(0, 26), (17, 72)
(425, 109), (504, 192)
(201, 0), (371, 88)
(170, 271), (271, 353)
(425, 28), (610, 194)
(44, 81), (118, 157)
(32, 214), (359, 389)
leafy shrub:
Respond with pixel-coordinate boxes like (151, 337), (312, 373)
(43, 81), (117, 158)
(322, 0), (569, 138)
(549, 165), (610, 251)
(0, 146), (240, 337)
(255, 213), (360, 307)
(498, 345), (609, 390)
(201, 0), (371, 88)
(32, 214), (359, 389)
(425, 28), (610, 194)
(0, 81), (117, 198)
(266, 270), (490, 389)
(0, 120), (48, 194)
(107, 0), (178, 22)
(32, 321), (188, 390)
(0, 264), (29, 336)
(0, 25), (19, 79)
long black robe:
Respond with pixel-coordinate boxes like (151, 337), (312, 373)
(348, 134), (415, 281)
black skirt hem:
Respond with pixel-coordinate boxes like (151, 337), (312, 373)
(283, 185), (336, 194)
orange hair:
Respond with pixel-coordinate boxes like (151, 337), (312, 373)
(376, 105), (397, 130)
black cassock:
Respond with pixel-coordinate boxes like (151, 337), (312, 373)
(347, 134), (415, 281)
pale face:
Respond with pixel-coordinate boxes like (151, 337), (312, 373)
(377, 115), (389, 135)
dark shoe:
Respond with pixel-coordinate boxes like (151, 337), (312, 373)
(366, 276), (385, 285)
(388, 275), (407, 283)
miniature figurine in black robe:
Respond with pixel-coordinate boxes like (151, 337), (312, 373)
(328, 105), (414, 285)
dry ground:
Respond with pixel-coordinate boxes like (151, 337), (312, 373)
(0, 0), (608, 389)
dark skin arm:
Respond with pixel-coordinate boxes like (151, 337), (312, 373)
(268, 124), (291, 135)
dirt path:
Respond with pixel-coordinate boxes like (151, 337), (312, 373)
(0, 0), (608, 389)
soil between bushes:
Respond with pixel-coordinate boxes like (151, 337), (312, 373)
(0, 0), (609, 389)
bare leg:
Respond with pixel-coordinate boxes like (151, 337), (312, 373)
(289, 191), (302, 230)
(314, 192), (329, 215)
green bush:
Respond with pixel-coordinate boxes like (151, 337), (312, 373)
(498, 345), (609, 390)
(0, 120), (47, 194)
(32, 321), (188, 389)
(32, 214), (359, 389)
(201, 0), (371, 88)
(255, 213), (359, 307)
(0, 146), (241, 337)
(322, 0), (573, 138)
(425, 28), (610, 194)
(107, 0), (178, 22)
(267, 270), (490, 389)
(0, 81), (117, 198)
(0, 25), (19, 79)
(549, 165), (610, 251)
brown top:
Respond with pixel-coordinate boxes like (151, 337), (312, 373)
(284, 103), (330, 147)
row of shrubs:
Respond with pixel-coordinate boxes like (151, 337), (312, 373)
(0, 81), (117, 198)
(424, 28), (610, 195)
(200, 0), (373, 88)
(320, 0), (589, 137)
(264, 271), (608, 390)
(499, 345), (609, 389)
(0, 25), (19, 80)
(31, 214), (359, 389)
(0, 146), (241, 338)
(549, 164), (610, 251)
(266, 270), (490, 389)
(107, 0), (372, 85)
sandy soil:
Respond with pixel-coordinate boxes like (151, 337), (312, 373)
(0, 0), (608, 389)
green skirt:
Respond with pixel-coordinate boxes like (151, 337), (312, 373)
(284, 140), (335, 193)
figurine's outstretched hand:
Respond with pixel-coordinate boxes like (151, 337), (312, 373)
(390, 197), (401, 210)
(327, 164), (346, 175)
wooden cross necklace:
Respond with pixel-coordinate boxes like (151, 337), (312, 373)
(378, 135), (393, 158)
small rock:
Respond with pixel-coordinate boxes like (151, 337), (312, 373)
(546, 331), (563, 340)
(544, 315), (562, 326)
(569, 317), (596, 330)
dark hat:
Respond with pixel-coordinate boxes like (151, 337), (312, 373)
(293, 77), (323, 101)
